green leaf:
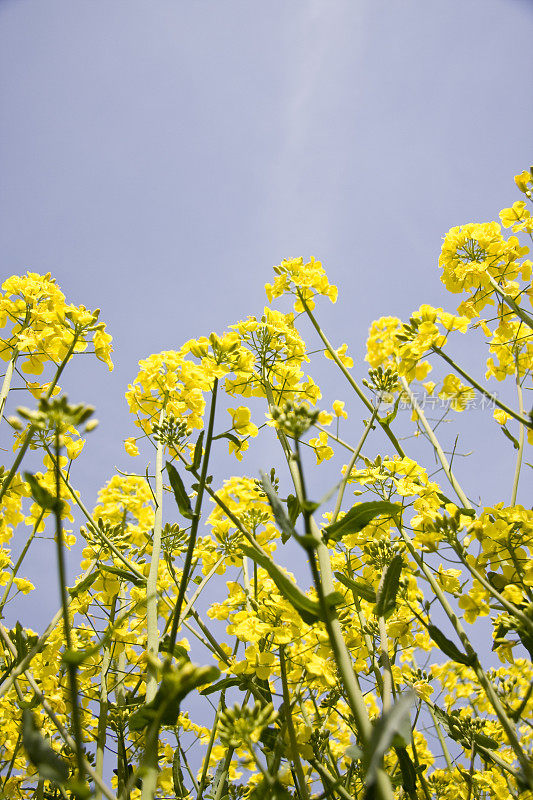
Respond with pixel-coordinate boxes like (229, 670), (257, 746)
(334, 571), (377, 603)
(241, 544), (321, 624)
(10, 622), (39, 661)
(473, 731), (500, 750)
(323, 501), (402, 542)
(501, 425), (520, 449)
(374, 555), (403, 618)
(205, 760), (227, 800)
(68, 569), (101, 598)
(427, 624), (476, 666)
(199, 676), (244, 696)
(213, 431), (242, 450)
(23, 472), (61, 512)
(158, 636), (189, 660)
(260, 470), (296, 544)
(394, 746), (418, 799)
(99, 564), (146, 587)
(381, 395), (401, 425)
(166, 462), (194, 519)
(188, 431), (204, 471)
(22, 710), (69, 784)
(364, 691), (415, 788)
(325, 591), (345, 609)
(436, 491), (454, 507)
(286, 494), (300, 527)
(293, 534), (319, 549)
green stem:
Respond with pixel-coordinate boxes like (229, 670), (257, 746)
(166, 378), (218, 658)
(331, 408), (378, 524)
(262, 374), (375, 747)
(0, 349), (18, 425)
(291, 445), (395, 800)
(53, 427), (85, 785)
(431, 345), (532, 429)
(296, 289), (406, 457)
(114, 588), (128, 800)
(400, 377), (472, 508)
(178, 555), (225, 623)
(195, 699), (223, 800)
(279, 645), (310, 800)
(510, 376), (525, 505)
(309, 759), (353, 800)
(95, 598), (117, 800)
(377, 617), (393, 713)
(146, 408), (165, 704)
(427, 705), (454, 771)
(140, 715), (163, 800)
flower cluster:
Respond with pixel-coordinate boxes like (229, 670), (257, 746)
(1, 172), (533, 800)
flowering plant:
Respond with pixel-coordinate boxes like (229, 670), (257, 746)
(0, 170), (532, 800)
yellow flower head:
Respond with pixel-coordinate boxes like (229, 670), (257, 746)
(265, 257), (338, 312)
(439, 222), (529, 313)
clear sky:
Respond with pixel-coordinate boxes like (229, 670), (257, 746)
(1, 0), (532, 626)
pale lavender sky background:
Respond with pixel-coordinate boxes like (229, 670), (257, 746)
(1, 0), (532, 628)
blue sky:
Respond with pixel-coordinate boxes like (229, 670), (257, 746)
(1, 0), (532, 626)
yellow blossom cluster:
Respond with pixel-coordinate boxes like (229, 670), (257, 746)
(0, 271), (113, 376)
(265, 256), (338, 312)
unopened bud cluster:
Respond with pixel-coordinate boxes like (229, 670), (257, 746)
(423, 511), (462, 544)
(218, 701), (278, 748)
(363, 365), (400, 396)
(395, 317), (420, 344)
(363, 539), (402, 569)
(84, 519), (129, 551)
(238, 508), (270, 533)
(270, 401), (319, 438)
(152, 415), (190, 447)
(445, 710), (492, 749)
(161, 523), (189, 555)
(15, 397), (96, 433)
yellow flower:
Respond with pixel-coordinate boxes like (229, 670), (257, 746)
(458, 581), (490, 623)
(324, 343), (353, 368)
(124, 437), (140, 457)
(227, 406), (258, 438)
(93, 327), (114, 371)
(365, 316), (402, 368)
(438, 374), (475, 411)
(308, 430), (334, 463)
(439, 222), (529, 313)
(13, 577), (34, 594)
(436, 565), (461, 593)
(499, 201), (532, 232)
(332, 400), (347, 418)
(515, 168), (532, 196)
(266, 256), (338, 312)
(493, 408), (511, 425)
